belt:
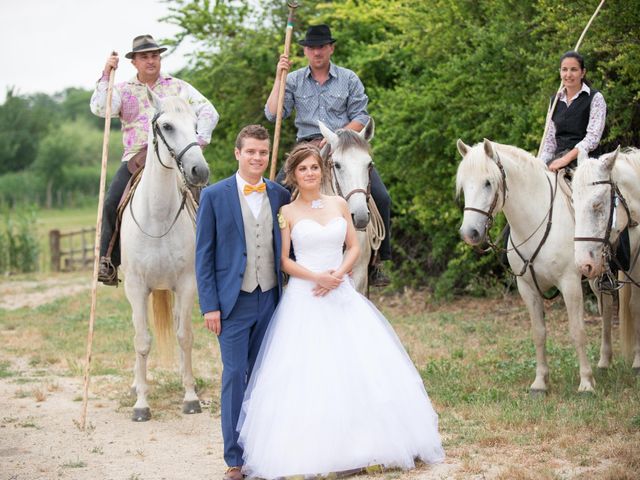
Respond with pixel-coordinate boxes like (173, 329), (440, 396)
(297, 134), (323, 143)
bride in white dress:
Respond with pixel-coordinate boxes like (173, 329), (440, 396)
(237, 144), (444, 479)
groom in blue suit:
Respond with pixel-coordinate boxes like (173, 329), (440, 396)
(195, 125), (291, 480)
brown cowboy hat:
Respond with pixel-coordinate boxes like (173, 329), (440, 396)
(125, 34), (167, 59)
(298, 24), (336, 47)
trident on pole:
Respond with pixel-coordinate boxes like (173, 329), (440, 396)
(270, 1), (300, 181)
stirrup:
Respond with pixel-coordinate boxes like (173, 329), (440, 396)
(98, 257), (119, 286)
(597, 269), (622, 292)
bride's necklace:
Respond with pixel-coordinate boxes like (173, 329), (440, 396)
(300, 195), (325, 209)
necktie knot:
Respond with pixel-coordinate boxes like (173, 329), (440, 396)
(243, 183), (266, 195)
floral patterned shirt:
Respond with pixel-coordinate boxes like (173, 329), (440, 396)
(90, 73), (219, 162)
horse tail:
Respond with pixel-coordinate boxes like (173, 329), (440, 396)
(150, 289), (174, 364)
(619, 282), (635, 363)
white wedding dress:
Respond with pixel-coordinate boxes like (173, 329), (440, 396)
(237, 217), (444, 479)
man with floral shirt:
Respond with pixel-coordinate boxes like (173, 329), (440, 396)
(91, 34), (219, 285)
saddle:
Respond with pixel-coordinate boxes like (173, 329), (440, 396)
(104, 149), (200, 261)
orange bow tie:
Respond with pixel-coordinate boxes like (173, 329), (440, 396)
(243, 183), (266, 195)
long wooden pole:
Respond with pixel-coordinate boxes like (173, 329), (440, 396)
(80, 59), (116, 430)
(269, 2), (299, 181)
(537, 0), (606, 158)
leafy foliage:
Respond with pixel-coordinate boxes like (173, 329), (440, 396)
(0, 207), (39, 274)
(1, 0), (638, 293)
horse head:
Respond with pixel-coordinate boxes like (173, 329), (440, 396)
(456, 138), (506, 246)
(572, 147), (625, 278)
(319, 119), (375, 230)
(147, 88), (210, 187)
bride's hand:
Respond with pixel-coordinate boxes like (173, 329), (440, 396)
(315, 271), (342, 290)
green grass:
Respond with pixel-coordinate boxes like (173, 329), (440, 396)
(35, 205), (98, 272)
(1, 283), (639, 477)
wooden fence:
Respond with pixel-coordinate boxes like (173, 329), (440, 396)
(49, 227), (95, 272)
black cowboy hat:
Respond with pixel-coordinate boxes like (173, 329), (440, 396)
(125, 34), (167, 59)
(298, 24), (336, 47)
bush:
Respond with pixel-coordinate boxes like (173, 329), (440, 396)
(0, 207), (40, 274)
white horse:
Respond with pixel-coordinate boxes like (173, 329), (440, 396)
(120, 90), (210, 421)
(572, 147), (640, 373)
(456, 139), (596, 394)
(318, 119), (378, 295)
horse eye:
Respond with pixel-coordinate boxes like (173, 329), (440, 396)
(484, 180), (491, 188)
(162, 123), (173, 131)
(334, 162), (341, 170)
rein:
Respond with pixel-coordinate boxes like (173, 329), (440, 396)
(129, 110), (198, 239)
(574, 178), (640, 288)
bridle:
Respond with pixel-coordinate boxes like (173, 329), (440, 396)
(129, 110), (200, 238)
(463, 151), (559, 298)
(463, 152), (507, 240)
(573, 178), (639, 287)
(151, 110), (200, 173)
(329, 159), (373, 203)
(325, 149), (374, 231)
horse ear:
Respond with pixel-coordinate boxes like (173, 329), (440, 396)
(360, 118), (375, 142)
(456, 139), (470, 157)
(319, 121), (339, 147)
(600, 146), (621, 171)
(146, 86), (162, 111)
(483, 138), (496, 160)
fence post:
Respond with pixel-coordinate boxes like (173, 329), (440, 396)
(49, 229), (61, 272)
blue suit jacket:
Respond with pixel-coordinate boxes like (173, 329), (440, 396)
(195, 175), (291, 319)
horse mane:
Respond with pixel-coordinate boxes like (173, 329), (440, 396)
(616, 147), (640, 175)
(334, 128), (371, 154)
(455, 141), (543, 197)
(574, 147), (640, 187)
(159, 95), (196, 119)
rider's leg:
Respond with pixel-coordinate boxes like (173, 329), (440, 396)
(99, 161), (132, 283)
(370, 168), (391, 261)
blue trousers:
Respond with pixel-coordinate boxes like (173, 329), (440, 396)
(218, 287), (277, 467)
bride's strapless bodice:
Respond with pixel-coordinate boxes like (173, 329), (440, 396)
(290, 217), (347, 272)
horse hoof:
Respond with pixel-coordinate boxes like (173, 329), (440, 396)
(182, 400), (202, 415)
(132, 408), (151, 422)
(529, 389), (547, 398)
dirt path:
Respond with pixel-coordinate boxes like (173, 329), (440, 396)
(0, 273), (91, 311)
(0, 274), (456, 480)
(0, 370), (455, 480)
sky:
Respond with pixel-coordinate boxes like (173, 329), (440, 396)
(0, 0), (195, 103)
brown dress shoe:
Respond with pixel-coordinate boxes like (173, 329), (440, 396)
(223, 466), (243, 480)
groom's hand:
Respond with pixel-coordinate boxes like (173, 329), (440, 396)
(204, 311), (222, 336)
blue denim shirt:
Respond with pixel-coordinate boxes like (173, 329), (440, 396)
(265, 63), (370, 141)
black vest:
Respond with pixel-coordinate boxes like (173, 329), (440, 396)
(551, 88), (598, 156)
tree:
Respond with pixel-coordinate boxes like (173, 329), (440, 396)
(164, 0), (640, 294)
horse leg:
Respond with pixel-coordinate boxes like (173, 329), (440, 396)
(516, 278), (549, 395)
(562, 278), (595, 393)
(125, 281), (153, 421)
(629, 285), (640, 374)
(353, 232), (369, 296)
(174, 281), (201, 413)
(591, 280), (613, 369)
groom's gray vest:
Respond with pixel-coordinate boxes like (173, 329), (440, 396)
(239, 195), (277, 293)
